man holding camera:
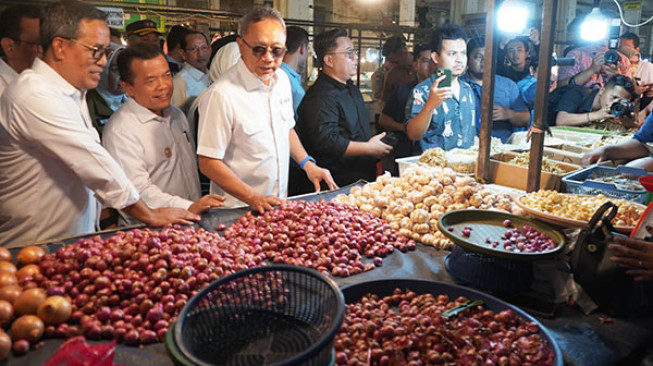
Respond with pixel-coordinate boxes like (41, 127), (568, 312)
(558, 41), (630, 89)
(549, 74), (635, 127)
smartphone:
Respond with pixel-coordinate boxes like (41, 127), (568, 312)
(436, 68), (452, 87)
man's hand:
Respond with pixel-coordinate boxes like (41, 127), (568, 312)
(602, 62), (618, 78)
(424, 75), (452, 111)
(492, 106), (513, 121)
(581, 147), (607, 166)
(590, 52), (605, 74)
(188, 194), (225, 214)
(367, 133), (393, 159)
(148, 208), (200, 227)
(245, 193), (282, 214)
(304, 162), (338, 193)
(609, 236), (653, 281)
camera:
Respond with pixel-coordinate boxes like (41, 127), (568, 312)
(604, 49), (620, 65)
(609, 99), (633, 117)
(380, 132), (399, 146)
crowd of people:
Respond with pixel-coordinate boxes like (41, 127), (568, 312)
(0, 1), (651, 277)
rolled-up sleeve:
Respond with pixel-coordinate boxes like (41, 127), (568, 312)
(197, 88), (233, 159)
(9, 92), (139, 209)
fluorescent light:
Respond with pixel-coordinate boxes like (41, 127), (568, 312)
(497, 0), (529, 33)
(581, 7), (608, 41)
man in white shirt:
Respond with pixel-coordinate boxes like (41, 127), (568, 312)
(0, 1), (197, 247)
(197, 7), (337, 213)
(171, 31), (211, 113)
(103, 44), (224, 224)
(0, 5), (41, 96)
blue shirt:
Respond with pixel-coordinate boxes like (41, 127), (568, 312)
(634, 113), (653, 144)
(460, 73), (528, 142)
(280, 62), (305, 116)
(407, 74), (477, 151)
(517, 75), (537, 110)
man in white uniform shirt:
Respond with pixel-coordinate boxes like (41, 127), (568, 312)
(0, 5), (41, 96)
(0, 1), (197, 247)
(171, 31), (211, 113)
(197, 7), (337, 213)
(103, 44), (224, 224)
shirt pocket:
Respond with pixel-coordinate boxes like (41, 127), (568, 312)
(240, 119), (273, 157)
(280, 103), (295, 129)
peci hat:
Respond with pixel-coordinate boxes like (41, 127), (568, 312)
(126, 19), (162, 37)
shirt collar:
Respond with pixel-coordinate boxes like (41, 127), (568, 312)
(281, 62), (300, 80)
(0, 58), (18, 82)
(181, 63), (207, 81)
(124, 97), (173, 125)
(319, 71), (350, 89)
(32, 58), (83, 99)
(236, 58), (279, 92)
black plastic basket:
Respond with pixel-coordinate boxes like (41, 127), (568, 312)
(172, 265), (344, 366)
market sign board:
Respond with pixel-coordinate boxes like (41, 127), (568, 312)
(97, 6), (125, 28)
(624, 1), (641, 11)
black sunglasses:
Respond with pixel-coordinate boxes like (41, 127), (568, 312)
(240, 37), (287, 59)
(60, 37), (113, 61)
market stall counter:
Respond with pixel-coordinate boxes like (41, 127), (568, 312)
(5, 183), (653, 366)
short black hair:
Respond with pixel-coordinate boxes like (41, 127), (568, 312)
(605, 74), (635, 100)
(167, 25), (189, 50)
(620, 32), (640, 49)
(0, 5), (41, 58)
(430, 23), (467, 54)
(466, 36), (484, 54)
(286, 26), (309, 54)
(412, 43), (431, 60)
(505, 36), (531, 52)
(41, 0), (106, 53)
(117, 44), (165, 84)
(382, 35), (406, 57)
(314, 28), (348, 68)
(180, 31), (208, 51)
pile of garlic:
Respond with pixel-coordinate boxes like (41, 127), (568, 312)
(333, 165), (516, 249)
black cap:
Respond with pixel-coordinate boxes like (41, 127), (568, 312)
(126, 19), (162, 37)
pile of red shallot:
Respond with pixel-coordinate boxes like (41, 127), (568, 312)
(335, 288), (554, 366)
(224, 200), (415, 277)
(32, 226), (265, 346)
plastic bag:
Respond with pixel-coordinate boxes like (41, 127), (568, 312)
(44, 336), (126, 366)
(445, 149), (477, 174)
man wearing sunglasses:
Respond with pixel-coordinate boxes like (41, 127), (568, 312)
(0, 0), (198, 247)
(290, 29), (392, 196)
(0, 5), (41, 96)
(197, 7), (337, 213)
(171, 31), (211, 114)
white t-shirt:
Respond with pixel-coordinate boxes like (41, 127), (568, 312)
(102, 98), (201, 224)
(197, 59), (295, 208)
(0, 59), (139, 247)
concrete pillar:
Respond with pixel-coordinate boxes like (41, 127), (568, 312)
(399, 0), (416, 27)
(554, 0), (575, 55)
(623, 1), (642, 35)
(276, 0), (313, 20)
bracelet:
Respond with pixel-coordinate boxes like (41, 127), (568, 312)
(300, 155), (316, 169)
(586, 112), (590, 122)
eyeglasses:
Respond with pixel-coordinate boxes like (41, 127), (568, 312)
(185, 45), (210, 53)
(240, 37), (287, 59)
(328, 49), (359, 59)
(60, 37), (113, 61)
(10, 38), (42, 48)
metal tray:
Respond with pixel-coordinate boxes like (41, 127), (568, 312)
(340, 279), (563, 366)
(437, 210), (565, 261)
(515, 194), (644, 234)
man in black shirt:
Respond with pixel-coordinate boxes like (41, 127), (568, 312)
(549, 74), (635, 127)
(290, 29), (392, 195)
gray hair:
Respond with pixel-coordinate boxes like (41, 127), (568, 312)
(41, 0), (107, 53)
(239, 7), (285, 36)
